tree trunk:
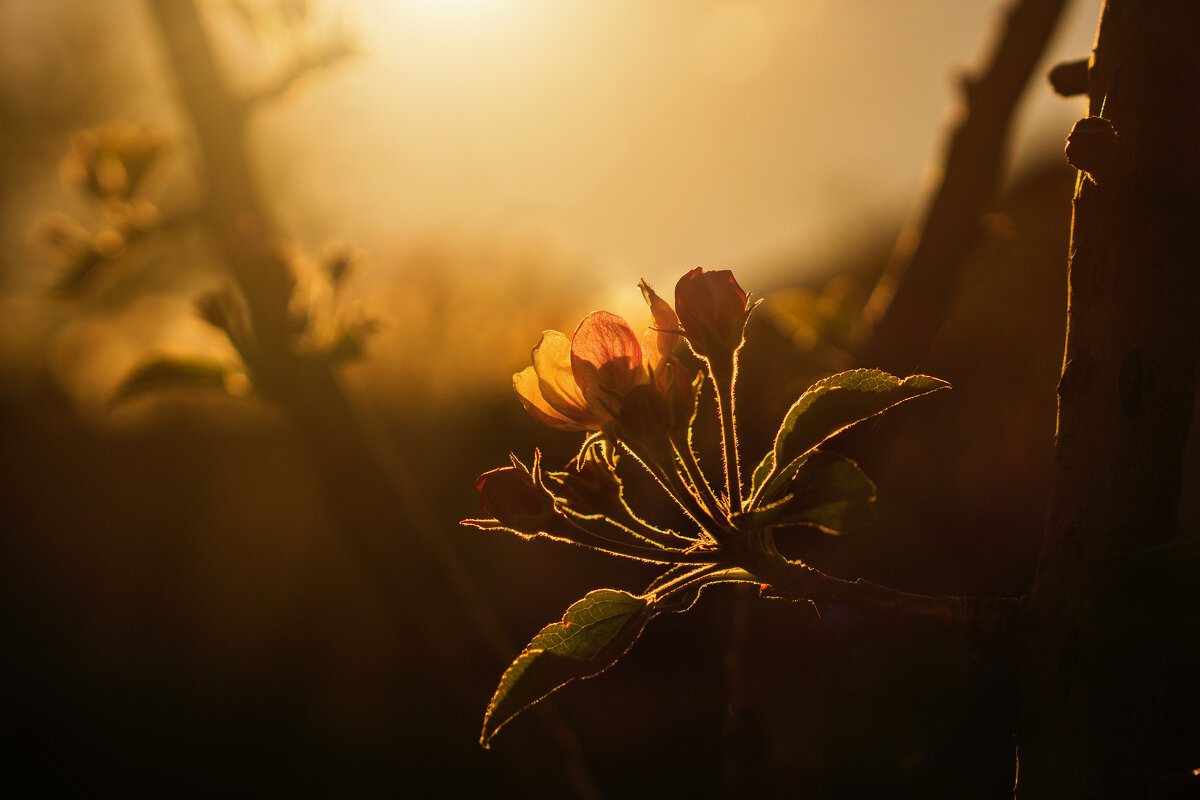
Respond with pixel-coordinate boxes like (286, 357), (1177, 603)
(1021, 1), (1200, 795)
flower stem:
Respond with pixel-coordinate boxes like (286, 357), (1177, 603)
(673, 437), (727, 524)
(709, 354), (743, 515)
(622, 440), (726, 545)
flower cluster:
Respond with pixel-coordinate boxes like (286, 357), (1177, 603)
(512, 268), (749, 437)
(470, 268), (755, 560)
(465, 267), (949, 746)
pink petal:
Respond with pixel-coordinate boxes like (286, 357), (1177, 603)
(570, 311), (645, 410)
(639, 279), (681, 368)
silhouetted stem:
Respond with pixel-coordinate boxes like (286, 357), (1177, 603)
(709, 355), (743, 515)
(673, 438), (726, 524)
(554, 518), (715, 564)
(645, 563), (729, 599)
(624, 439), (727, 544)
(744, 531), (1024, 643)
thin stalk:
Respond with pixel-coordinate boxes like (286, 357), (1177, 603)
(709, 355), (743, 515)
(743, 530), (1024, 641)
(561, 505), (698, 551)
(673, 437), (727, 523)
(644, 563), (746, 600)
(621, 440), (726, 544)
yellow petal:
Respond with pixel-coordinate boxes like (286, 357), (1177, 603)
(513, 366), (586, 431)
(532, 331), (591, 419)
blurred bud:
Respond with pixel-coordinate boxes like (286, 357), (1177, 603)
(674, 268), (751, 359)
(61, 123), (167, 201)
(94, 154), (129, 197)
(91, 229), (125, 260)
(129, 202), (161, 232)
(222, 371), (253, 397)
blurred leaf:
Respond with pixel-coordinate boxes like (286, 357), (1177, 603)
(752, 369), (948, 505)
(481, 590), (651, 747)
(111, 357), (239, 405)
(735, 451), (875, 534)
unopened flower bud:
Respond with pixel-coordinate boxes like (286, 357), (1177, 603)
(674, 267), (751, 359)
(548, 456), (625, 519)
(475, 464), (557, 528)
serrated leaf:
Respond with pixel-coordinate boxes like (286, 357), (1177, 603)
(481, 590), (651, 747)
(111, 357), (235, 405)
(734, 451), (875, 533)
(753, 369), (948, 505)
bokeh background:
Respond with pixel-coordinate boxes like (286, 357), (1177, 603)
(10, 0), (1182, 797)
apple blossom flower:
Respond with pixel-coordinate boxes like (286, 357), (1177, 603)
(513, 283), (683, 432)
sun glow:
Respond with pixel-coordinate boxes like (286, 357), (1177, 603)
(407, 0), (504, 21)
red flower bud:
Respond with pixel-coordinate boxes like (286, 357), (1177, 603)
(674, 268), (751, 358)
(475, 465), (556, 528)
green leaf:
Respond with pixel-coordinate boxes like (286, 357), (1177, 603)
(111, 357), (238, 405)
(748, 449), (775, 502)
(753, 369), (948, 505)
(481, 589), (651, 747)
(734, 451), (875, 533)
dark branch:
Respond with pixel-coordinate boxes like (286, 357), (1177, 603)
(859, 0), (1071, 375)
(740, 532), (1025, 646)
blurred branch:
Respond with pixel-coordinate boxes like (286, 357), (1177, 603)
(142, 2), (599, 794)
(858, 0), (1072, 375)
(244, 33), (359, 108)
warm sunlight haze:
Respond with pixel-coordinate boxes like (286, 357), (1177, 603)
(15, 5), (1199, 796)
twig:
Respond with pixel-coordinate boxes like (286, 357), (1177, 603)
(244, 37), (359, 108)
(859, 0), (1072, 375)
(745, 531), (1025, 646)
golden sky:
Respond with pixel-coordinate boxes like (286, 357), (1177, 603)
(0, 0), (1101, 406)
(255, 0), (1100, 291)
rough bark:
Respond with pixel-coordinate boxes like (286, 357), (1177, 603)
(1021, 1), (1200, 795)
